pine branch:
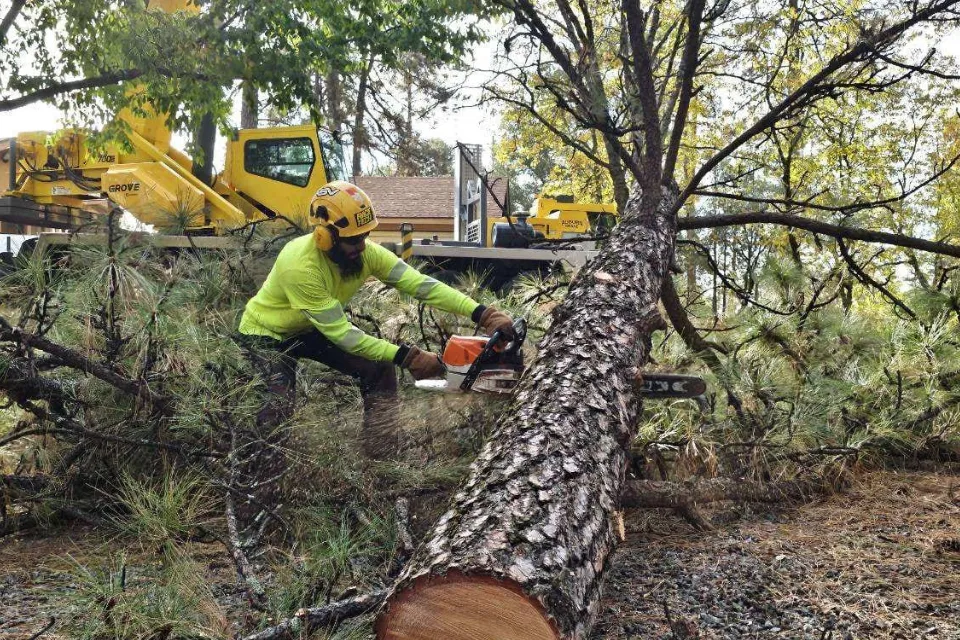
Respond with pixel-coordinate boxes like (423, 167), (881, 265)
(678, 212), (960, 258)
(0, 318), (170, 410)
(239, 590), (388, 640)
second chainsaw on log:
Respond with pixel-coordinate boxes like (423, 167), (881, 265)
(414, 319), (707, 399)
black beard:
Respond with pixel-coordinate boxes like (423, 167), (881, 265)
(328, 244), (364, 278)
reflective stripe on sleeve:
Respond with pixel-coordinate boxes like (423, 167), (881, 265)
(416, 278), (440, 298)
(302, 309), (366, 351)
(303, 305), (346, 324)
(338, 327), (365, 350)
(385, 261), (410, 285)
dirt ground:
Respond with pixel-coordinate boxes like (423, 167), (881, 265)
(1, 469), (958, 640)
(595, 469), (960, 639)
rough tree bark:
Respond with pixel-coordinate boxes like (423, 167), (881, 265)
(351, 54), (375, 177)
(191, 112), (217, 186)
(240, 81), (258, 129)
(377, 184), (677, 639)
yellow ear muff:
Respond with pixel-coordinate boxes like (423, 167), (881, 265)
(314, 224), (334, 251)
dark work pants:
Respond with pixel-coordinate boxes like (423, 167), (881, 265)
(239, 330), (400, 460)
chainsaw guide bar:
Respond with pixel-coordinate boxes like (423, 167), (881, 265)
(414, 320), (707, 400)
(637, 373), (708, 399)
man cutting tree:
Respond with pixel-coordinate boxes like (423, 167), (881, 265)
(238, 180), (515, 459)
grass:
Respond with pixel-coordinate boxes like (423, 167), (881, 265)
(67, 550), (229, 640)
(113, 473), (213, 554)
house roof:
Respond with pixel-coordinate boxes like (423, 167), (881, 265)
(353, 176), (454, 219)
(353, 175), (510, 219)
(486, 176), (510, 216)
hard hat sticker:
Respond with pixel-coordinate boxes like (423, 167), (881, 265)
(315, 186), (340, 198)
(355, 209), (374, 227)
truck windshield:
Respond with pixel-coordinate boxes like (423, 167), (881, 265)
(318, 129), (349, 182)
(244, 137), (314, 187)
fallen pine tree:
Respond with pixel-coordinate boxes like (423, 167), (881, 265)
(375, 176), (678, 638)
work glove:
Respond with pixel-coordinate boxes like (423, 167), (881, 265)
(401, 346), (445, 380)
(478, 306), (516, 341)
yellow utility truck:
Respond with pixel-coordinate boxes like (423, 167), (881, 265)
(480, 194), (617, 248)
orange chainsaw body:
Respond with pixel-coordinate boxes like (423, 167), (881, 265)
(413, 329), (525, 395)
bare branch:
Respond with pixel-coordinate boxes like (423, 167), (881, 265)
(662, 0), (707, 181)
(874, 48), (960, 80)
(622, 476), (833, 510)
(837, 238), (917, 319)
(675, 0), (960, 214)
(224, 421), (268, 610)
(0, 0), (26, 45)
(678, 212), (960, 258)
(623, 0), (664, 190)
(696, 149), (960, 214)
(0, 71), (144, 112)
(0, 317), (170, 409)
(240, 590), (388, 640)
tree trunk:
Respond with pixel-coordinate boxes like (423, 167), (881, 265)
(377, 185), (677, 640)
(191, 112), (216, 186)
(352, 56), (374, 177)
(325, 70), (344, 132)
(396, 67), (414, 176)
(241, 81), (258, 129)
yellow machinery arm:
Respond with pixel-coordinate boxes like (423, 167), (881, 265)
(100, 126), (247, 230)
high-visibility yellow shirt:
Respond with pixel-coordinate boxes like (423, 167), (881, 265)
(238, 234), (480, 361)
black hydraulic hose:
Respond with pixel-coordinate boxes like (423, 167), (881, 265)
(17, 162), (54, 182)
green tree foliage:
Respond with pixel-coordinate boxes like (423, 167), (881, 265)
(486, 0), (960, 335)
(0, 0), (486, 141)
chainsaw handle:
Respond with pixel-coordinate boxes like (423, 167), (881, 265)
(459, 318), (527, 392)
(493, 318), (526, 355)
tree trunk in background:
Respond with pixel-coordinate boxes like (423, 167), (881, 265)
(325, 70), (345, 133)
(191, 112), (216, 186)
(395, 67), (415, 176)
(377, 185), (677, 640)
(352, 56), (373, 177)
(312, 73), (324, 118)
(241, 81), (258, 129)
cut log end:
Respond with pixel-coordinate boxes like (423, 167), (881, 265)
(377, 573), (559, 640)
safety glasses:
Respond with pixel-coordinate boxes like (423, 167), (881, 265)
(340, 233), (369, 246)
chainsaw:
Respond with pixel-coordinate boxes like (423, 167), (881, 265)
(414, 319), (707, 399)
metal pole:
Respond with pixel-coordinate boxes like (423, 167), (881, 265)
(400, 222), (414, 260)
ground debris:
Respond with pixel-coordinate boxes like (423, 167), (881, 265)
(0, 470), (957, 639)
(593, 470), (960, 639)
